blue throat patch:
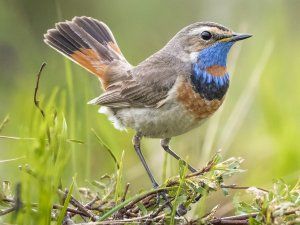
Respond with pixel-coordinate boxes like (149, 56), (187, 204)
(191, 41), (234, 100)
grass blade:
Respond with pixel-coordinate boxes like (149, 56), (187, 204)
(91, 128), (119, 169)
(114, 150), (125, 202)
(98, 187), (172, 221)
(0, 156), (25, 164)
(56, 176), (75, 224)
(0, 115), (9, 133)
(170, 161), (188, 225)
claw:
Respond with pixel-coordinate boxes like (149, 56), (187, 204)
(177, 203), (188, 216)
(155, 190), (173, 212)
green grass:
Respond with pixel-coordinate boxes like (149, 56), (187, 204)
(56, 176), (75, 224)
(17, 105), (70, 224)
(0, 0), (300, 224)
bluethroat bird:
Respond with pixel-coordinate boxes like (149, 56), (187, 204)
(44, 16), (251, 188)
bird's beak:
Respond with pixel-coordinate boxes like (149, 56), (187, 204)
(220, 33), (252, 42)
(230, 33), (252, 42)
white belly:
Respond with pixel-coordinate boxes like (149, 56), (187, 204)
(99, 100), (204, 138)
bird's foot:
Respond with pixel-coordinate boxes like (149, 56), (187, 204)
(155, 190), (187, 216)
(151, 182), (173, 212)
(155, 189), (169, 205)
(153, 184), (187, 216)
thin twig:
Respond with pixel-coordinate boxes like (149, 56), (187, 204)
(221, 184), (269, 193)
(34, 62), (47, 118)
(33, 62), (53, 143)
(186, 153), (216, 178)
(121, 183), (130, 202)
(84, 196), (100, 209)
(33, 62), (46, 118)
(70, 198), (98, 221)
(53, 204), (90, 217)
(58, 189), (98, 221)
(210, 219), (249, 225)
(211, 213), (258, 222)
(2, 197), (88, 218)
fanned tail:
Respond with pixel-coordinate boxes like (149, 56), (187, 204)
(44, 16), (129, 89)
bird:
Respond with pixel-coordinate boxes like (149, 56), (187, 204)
(44, 16), (251, 189)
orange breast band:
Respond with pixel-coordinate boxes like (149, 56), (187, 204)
(206, 65), (227, 76)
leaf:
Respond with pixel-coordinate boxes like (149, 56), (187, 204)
(237, 202), (259, 214)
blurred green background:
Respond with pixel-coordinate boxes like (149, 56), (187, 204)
(0, 0), (299, 221)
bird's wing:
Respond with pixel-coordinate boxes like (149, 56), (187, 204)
(88, 61), (180, 108)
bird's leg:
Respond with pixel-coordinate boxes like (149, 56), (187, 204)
(133, 133), (171, 207)
(161, 138), (197, 173)
(133, 133), (159, 188)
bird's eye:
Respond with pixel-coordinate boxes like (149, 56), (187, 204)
(201, 31), (212, 40)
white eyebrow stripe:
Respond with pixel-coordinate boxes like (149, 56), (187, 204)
(189, 26), (212, 35)
(189, 26), (228, 36)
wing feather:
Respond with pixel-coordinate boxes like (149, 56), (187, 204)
(89, 60), (180, 108)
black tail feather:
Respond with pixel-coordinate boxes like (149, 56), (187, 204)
(44, 16), (123, 61)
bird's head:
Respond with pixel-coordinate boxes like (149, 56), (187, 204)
(176, 22), (251, 68)
(169, 22), (251, 100)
